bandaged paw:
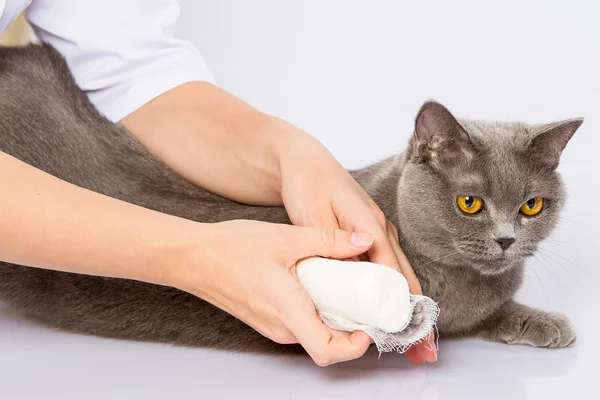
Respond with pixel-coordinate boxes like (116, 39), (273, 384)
(296, 257), (439, 354)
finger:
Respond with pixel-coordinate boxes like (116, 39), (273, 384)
(293, 226), (374, 261)
(383, 222), (435, 362)
(329, 198), (399, 270)
(283, 292), (370, 366)
(330, 327), (372, 344)
(366, 224), (403, 272)
(386, 221), (423, 295)
(306, 209), (361, 261)
(307, 204), (341, 230)
(297, 321), (371, 366)
(329, 327), (374, 345)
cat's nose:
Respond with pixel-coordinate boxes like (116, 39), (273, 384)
(495, 237), (515, 251)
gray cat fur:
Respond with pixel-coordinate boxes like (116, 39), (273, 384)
(0, 44), (580, 353)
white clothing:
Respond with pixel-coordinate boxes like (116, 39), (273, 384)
(0, 0), (216, 122)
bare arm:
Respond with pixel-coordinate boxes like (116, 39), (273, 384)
(121, 82), (287, 206)
(0, 151), (195, 284)
(121, 82), (425, 294)
(0, 81), (433, 365)
(0, 151), (375, 365)
(15, 0), (434, 365)
(122, 82), (436, 364)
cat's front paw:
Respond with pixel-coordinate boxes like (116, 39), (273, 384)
(508, 312), (576, 348)
(478, 302), (577, 349)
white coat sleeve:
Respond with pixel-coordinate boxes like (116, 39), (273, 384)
(25, 0), (217, 122)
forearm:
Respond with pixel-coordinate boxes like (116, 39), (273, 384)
(0, 152), (198, 286)
(120, 82), (305, 206)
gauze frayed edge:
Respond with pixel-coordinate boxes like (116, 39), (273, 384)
(318, 294), (440, 355)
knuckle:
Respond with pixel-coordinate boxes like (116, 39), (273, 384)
(320, 226), (337, 249)
(270, 329), (295, 345)
(351, 344), (369, 359)
(312, 352), (331, 367)
(372, 207), (386, 226)
(304, 207), (322, 225)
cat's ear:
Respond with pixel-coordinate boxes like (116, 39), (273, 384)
(528, 118), (583, 170)
(410, 101), (474, 166)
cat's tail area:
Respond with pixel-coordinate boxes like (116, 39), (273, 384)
(0, 262), (304, 355)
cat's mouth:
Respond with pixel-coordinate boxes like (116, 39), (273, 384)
(455, 239), (537, 260)
(455, 244), (537, 274)
(469, 250), (529, 261)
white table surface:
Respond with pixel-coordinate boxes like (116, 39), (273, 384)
(0, 284), (596, 400)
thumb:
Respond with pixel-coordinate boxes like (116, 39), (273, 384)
(296, 226), (374, 260)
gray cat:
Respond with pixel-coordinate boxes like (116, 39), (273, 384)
(0, 44), (580, 353)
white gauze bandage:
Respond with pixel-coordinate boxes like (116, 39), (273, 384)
(296, 257), (439, 354)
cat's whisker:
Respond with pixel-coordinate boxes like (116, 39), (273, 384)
(557, 216), (578, 225)
(535, 249), (584, 289)
(416, 251), (462, 268)
(537, 246), (589, 274)
(542, 238), (576, 247)
(536, 248), (586, 285)
(533, 254), (572, 300)
(529, 260), (550, 306)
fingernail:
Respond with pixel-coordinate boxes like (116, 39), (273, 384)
(350, 232), (374, 247)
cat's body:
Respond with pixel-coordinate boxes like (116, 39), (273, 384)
(0, 44), (578, 353)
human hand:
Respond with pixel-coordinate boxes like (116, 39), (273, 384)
(170, 219), (376, 366)
(275, 123), (437, 364)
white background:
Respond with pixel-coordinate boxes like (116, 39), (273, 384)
(1, 1), (598, 399)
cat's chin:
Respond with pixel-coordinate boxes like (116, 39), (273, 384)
(466, 254), (523, 276)
(447, 248), (524, 275)
(427, 249), (523, 275)
(473, 262), (517, 276)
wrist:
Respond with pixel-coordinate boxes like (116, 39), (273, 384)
(264, 117), (333, 180)
(157, 219), (237, 302)
(141, 217), (208, 291)
(266, 117), (321, 157)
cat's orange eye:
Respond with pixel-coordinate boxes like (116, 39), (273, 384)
(520, 197), (544, 216)
(457, 196), (483, 214)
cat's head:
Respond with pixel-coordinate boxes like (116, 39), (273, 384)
(397, 101), (582, 275)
